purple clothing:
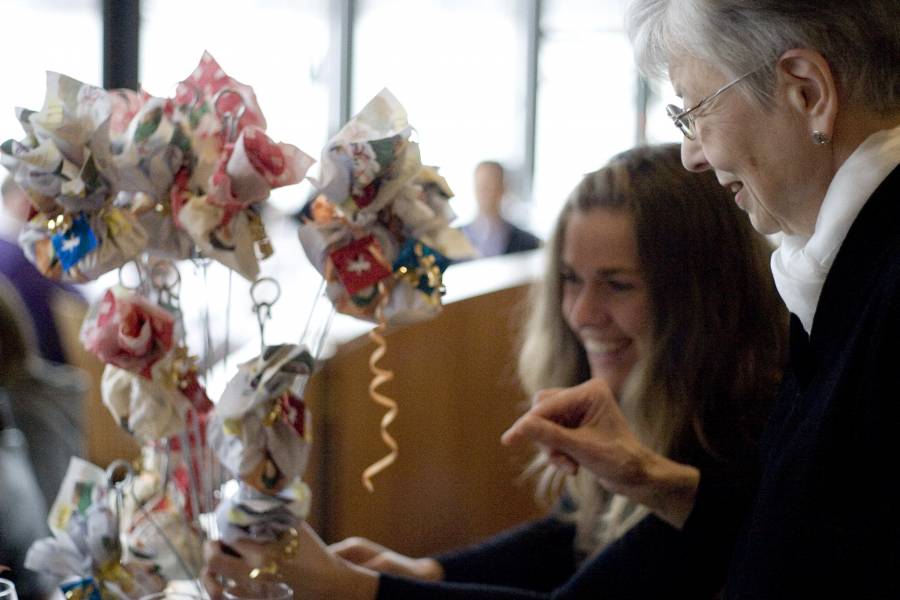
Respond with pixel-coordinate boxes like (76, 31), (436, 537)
(0, 237), (83, 363)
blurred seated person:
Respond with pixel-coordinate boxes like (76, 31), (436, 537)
(0, 268), (86, 508)
(1, 175), (86, 365)
(461, 161), (541, 257)
(202, 144), (787, 599)
(0, 289), (60, 600)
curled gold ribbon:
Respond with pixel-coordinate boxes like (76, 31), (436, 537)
(361, 297), (398, 492)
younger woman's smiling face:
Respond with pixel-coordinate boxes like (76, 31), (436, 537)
(560, 208), (652, 396)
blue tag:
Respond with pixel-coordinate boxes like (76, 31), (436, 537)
(52, 214), (98, 271)
(60, 577), (102, 600)
(393, 238), (450, 295)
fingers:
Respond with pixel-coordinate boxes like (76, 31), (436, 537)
(298, 521), (331, 551)
(530, 387), (563, 407)
(329, 537), (385, 566)
(549, 450), (578, 475)
(502, 413), (580, 454)
(204, 541), (249, 574)
(201, 567), (224, 600)
(204, 541), (252, 597)
(362, 552), (408, 575)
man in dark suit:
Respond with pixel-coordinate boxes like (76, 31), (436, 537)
(460, 161), (541, 257)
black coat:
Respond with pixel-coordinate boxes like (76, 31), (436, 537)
(721, 165), (900, 598)
(504, 224), (541, 255)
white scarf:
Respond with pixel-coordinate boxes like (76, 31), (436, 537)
(771, 125), (900, 334)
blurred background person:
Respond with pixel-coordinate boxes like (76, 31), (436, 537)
(460, 161), (541, 258)
(1, 176), (87, 366)
(0, 266), (86, 509)
(0, 283), (64, 600)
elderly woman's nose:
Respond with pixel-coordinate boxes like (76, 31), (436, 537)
(681, 136), (710, 172)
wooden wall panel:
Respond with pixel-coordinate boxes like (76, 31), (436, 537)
(304, 284), (545, 555)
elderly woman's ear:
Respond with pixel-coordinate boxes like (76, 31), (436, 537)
(775, 48), (838, 142)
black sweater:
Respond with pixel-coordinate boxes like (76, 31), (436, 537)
(377, 451), (757, 600)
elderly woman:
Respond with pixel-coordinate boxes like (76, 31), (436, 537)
(504, 1), (900, 598)
(203, 145), (787, 599)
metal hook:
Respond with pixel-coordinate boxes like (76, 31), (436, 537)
(105, 459), (134, 539)
(212, 88), (246, 143)
(150, 259), (182, 314)
(251, 277), (281, 354)
(118, 260), (147, 293)
(106, 459), (134, 489)
(175, 81), (202, 109)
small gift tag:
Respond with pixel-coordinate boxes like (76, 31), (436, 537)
(52, 213), (98, 271)
(329, 235), (392, 295)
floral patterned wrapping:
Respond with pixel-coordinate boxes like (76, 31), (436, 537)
(164, 52), (315, 281)
(80, 287), (175, 376)
(80, 286), (211, 443)
(208, 344), (314, 496)
(2, 53), (313, 281)
(298, 89), (474, 326)
(175, 125), (314, 281)
(24, 458), (166, 600)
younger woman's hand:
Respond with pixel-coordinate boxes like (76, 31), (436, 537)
(202, 523), (380, 600)
(329, 537), (444, 580)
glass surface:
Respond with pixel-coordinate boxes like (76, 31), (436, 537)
(0, 0), (102, 143)
(353, 0), (528, 226)
(0, 578), (18, 600)
(644, 78), (684, 144)
(223, 581), (293, 600)
(139, 592), (204, 600)
(531, 2), (636, 238)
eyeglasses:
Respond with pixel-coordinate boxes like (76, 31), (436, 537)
(666, 69), (760, 140)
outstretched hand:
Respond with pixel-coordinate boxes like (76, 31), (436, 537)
(329, 537), (444, 581)
(202, 523), (379, 600)
(502, 378), (700, 528)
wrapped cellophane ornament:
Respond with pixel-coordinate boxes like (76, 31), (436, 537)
(1, 72), (147, 282)
(1, 51), (315, 282)
(298, 89), (474, 325)
(80, 261), (212, 444)
(208, 278), (316, 545)
(24, 458), (167, 600)
(168, 52), (314, 281)
(297, 89), (475, 490)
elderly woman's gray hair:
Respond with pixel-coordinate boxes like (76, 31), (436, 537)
(625, 0), (900, 115)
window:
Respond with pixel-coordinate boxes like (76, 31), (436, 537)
(353, 0), (529, 225)
(0, 0), (102, 143)
(531, 0), (636, 238)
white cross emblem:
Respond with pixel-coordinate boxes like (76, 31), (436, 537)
(347, 254), (371, 274)
(61, 235), (82, 252)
